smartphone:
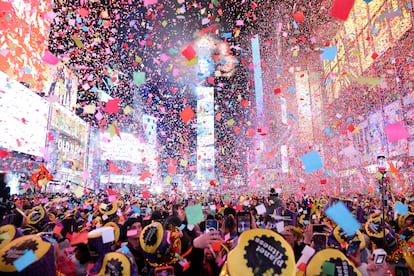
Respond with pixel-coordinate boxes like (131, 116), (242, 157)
(372, 248), (387, 264)
(312, 233), (327, 252)
(237, 212), (251, 234)
(312, 224), (326, 233)
(205, 219), (219, 233)
(154, 266), (175, 276)
(346, 240), (361, 257)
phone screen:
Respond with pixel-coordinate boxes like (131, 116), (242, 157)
(312, 224), (326, 233)
(205, 219), (219, 233)
(346, 240), (361, 256)
(237, 212), (251, 234)
(374, 254), (386, 264)
(312, 234), (326, 252)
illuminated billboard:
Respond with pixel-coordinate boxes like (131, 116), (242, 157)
(384, 100), (408, 158)
(367, 110), (387, 162)
(295, 71), (313, 142)
(196, 86), (215, 182)
(43, 63), (78, 111)
(99, 131), (158, 185)
(0, 71), (49, 157)
(48, 103), (89, 184)
(326, 0), (412, 87)
(100, 132), (156, 163)
(0, 0), (53, 93)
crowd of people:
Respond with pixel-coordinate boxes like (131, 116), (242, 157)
(0, 182), (413, 275)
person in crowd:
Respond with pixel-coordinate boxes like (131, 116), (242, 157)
(69, 243), (91, 276)
(121, 216), (146, 274)
(280, 224), (313, 262)
(266, 188), (283, 216)
(0, 185), (413, 275)
(221, 207), (238, 240)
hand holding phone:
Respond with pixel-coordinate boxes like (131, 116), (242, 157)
(237, 212), (251, 234)
(372, 248), (386, 264)
(346, 240), (361, 257)
(205, 219), (219, 233)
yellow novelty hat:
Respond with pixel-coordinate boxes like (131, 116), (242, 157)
(306, 248), (362, 276)
(226, 229), (296, 276)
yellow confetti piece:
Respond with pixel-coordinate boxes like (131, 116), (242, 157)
(124, 105), (132, 114)
(73, 36), (83, 48)
(376, 172), (384, 179)
(226, 119), (235, 126)
(186, 57), (198, 66)
(84, 104), (96, 114)
(180, 159), (188, 167)
(353, 77), (382, 85)
(101, 10), (109, 18)
(234, 29), (240, 37)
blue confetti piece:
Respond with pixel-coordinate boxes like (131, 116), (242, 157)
(321, 46), (338, 61)
(288, 113), (298, 121)
(13, 250), (36, 272)
(325, 127), (333, 137)
(222, 32), (232, 39)
(23, 66), (31, 74)
(300, 150), (323, 174)
(132, 206), (140, 214)
(121, 245), (130, 254)
(394, 202), (408, 215)
(326, 201), (360, 236)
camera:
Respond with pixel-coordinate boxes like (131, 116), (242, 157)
(372, 248), (387, 264)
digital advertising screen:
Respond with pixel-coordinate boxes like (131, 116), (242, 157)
(384, 100), (407, 158)
(0, 71), (49, 157)
(196, 86), (215, 182)
(48, 103), (89, 184)
(99, 131), (158, 185)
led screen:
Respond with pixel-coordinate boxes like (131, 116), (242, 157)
(0, 71), (49, 157)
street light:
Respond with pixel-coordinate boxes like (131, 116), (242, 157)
(377, 155), (387, 248)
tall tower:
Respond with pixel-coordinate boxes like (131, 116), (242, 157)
(194, 36), (216, 189)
